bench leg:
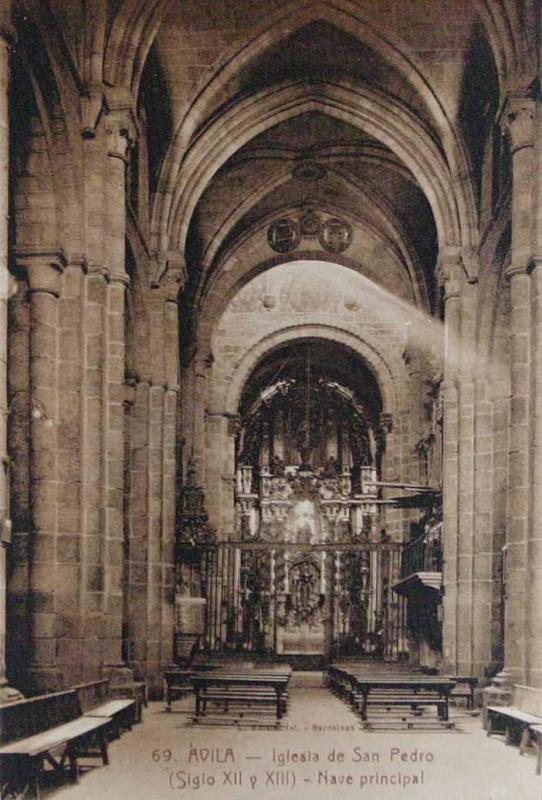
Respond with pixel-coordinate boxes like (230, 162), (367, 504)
(519, 726), (530, 757)
(67, 749), (80, 784)
(486, 713), (494, 737)
(360, 693), (368, 722)
(505, 723), (515, 746)
(30, 757), (41, 800)
(98, 729), (109, 767)
(276, 692), (284, 720)
(3, 756), (39, 800)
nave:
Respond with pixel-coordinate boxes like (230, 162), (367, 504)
(1, 2), (542, 797)
(35, 671), (540, 800)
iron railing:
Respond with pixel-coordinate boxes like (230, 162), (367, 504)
(400, 524), (442, 578)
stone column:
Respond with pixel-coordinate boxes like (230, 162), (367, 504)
(0, 5), (20, 703)
(16, 253), (65, 692)
(160, 267), (184, 673)
(502, 97), (535, 685)
(527, 95), (542, 690)
(456, 280), (477, 675)
(472, 373), (496, 675)
(528, 257), (542, 689)
(125, 265), (183, 691)
(101, 106), (134, 676)
(438, 255), (462, 674)
(205, 412), (237, 538)
(192, 354), (209, 486)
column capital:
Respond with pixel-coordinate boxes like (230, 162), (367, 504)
(13, 249), (66, 296)
(151, 251), (188, 301)
(193, 349), (213, 376)
(527, 255), (542, 275)
(104, 111), (137, 161)
(501, 95), (536, 154)
(436, 251), (464, 299)
(101, 88), (138, 160)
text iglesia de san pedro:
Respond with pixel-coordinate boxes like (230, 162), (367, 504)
(0, 0), (541, 796)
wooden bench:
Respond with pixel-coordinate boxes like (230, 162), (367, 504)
(0, 689), (111, 799)
(528, 724), (542, 776)
(73, 679), (138, 739)
(350, 675), (455, 723)
(447, 676), (478, 709)
(487, 705), (542, 748)
(163, 670), (194, 712)
(191, 671), (291, 721)
(109, 680), (147, 722)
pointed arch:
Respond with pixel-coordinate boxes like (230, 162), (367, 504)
(159, 80), (464, 260)
(199, 191), (428, 314)
(103, 0), (171, 94)
(151, 0), (479, 256)
(10, 14), (82, 255)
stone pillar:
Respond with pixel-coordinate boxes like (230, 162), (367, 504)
(502, 97), (535, 685)
(125, 266), (183, 691)
(472, 373), (496, 675)
(15, 253), (64, 692)
(192, 354), (209, 486)
(101, 106), (134, 677)
(527, 258), (542, 689)
(160, 268), (184, 673)
(0, 5), (20, 703)
(528, 94), (542, 691)
(205, 412), (237, 539)
(438, 255), (462, 674)
(456, 281), (477, 675)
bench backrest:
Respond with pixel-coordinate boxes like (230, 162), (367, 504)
(0, 689), (81, 745)
(72, 679), (110, 713)
(513, 684), (542, 716)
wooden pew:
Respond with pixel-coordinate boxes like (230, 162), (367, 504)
(163, 670), (194, 712)
(487, 684), (542, 768)
(447, 676), (478, 709)
(351, 675), (455, 723)
(326, 664), (453, 726)
(73, 679), (138, 739)
(109, 680), (147, 722)
(528, 724), (542, 776)
(191, 670), (291, 722)
(0, 689), (111, 799)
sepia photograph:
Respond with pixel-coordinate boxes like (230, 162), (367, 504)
(0, 0), (541, 798)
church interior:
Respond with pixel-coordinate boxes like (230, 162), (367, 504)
(0, 0), (541, 794)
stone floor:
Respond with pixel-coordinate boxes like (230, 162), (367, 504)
(44, 674), (540, 800)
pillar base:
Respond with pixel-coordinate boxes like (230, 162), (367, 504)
(0, 681), (24, 706)
(26, 667), (64, 695)
(481, 669), (513, 729)
(104, 663), (134, 685)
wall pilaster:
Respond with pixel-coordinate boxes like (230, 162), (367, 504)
(0, 7), (22, 702)
(125, 267), (183, 689)
(438, 255), (462, 674)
